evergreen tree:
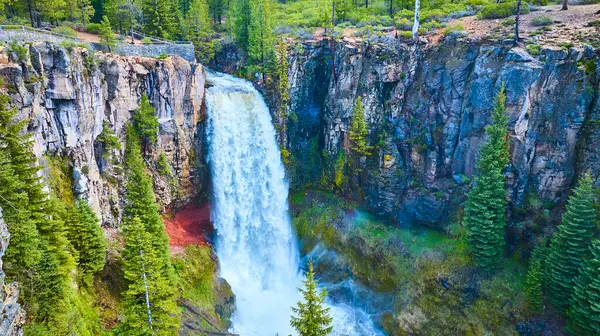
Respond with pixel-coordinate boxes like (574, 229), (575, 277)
(291, 260), (333, 336)
(121, 216), (180, 335)
(228, 0), (250, 51)
(142, 0), (178, 38)
(185, 0), (215, 64)
(525, 241), (548, 312)
(248, 0), (275, 82)
(463, 87), (509, 270)
(348, 96), (371, 157)
(566, 240), (600, 335)
(124, 124), (175, 285)
(208, 0), (225, 24)
(545, 174), (596, 312)
(99, 15), (117, 52)
(65, 200), (106, 286)
(275, 39), (289, 118)
(132, 93), (159, 155)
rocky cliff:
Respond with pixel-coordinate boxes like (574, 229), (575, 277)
(278, 39), (599, 237)
(0, 42), (208, 227)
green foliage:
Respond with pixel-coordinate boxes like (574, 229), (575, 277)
(142, 0), (181, 39)
(566, 240), (600, 335)
(248, 0), (276, 79)
(85, 22), (102, 33)
(333, 150), (347, 190)
(141, 37), (153, 44)
(120, 216), (180, 335)
(545, 174), (597, 313)
(525, 242), (548, 312)
(477, 2), (530, 19)
(531, 16), (552, 27)
(8, 40), (28, 63)
(46, 154), (75, 205)
(172, 244), (216, 309)
(53, 25), (78, 38)
(99, 15), (117, 51)
(526, 43), (541, 56)
(185, 0), (215, 64)
(443, 23), (464, 36)
(291, 260), (333, 336)
(132, 93), (159, 154)
(97, 121), (121, 158)
(348, 97), (372, 157)
(65, 201), (106, 286)
(275, 40), (290, 118)
(464, 86), (509, 270)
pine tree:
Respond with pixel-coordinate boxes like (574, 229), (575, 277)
(348, 96), (371, 157)
(566, 240), (600, 335)
(132, 93), (159, 155)
(463, 87), (509, 270)
(185, 0), (214, 64)
(65, 200), (106, 286)
(121, 216), (180, 335)
(142, 0), (178, 39)
(228, 0), (250, 51)
(291, 260), (333, 336)
(525, 241), (548, 312)
(545, 174), (596, 313)
(99, 15), (117, 52)
(248, 0), (275, 82)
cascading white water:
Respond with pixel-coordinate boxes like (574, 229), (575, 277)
(205, 72), (383, 336)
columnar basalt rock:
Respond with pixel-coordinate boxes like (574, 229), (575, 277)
(0, 42), (208, 227)
(283, 40), (599, 230)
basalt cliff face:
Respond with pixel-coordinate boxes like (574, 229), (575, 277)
(0, 43), (209, 227)
(271, 39), (600, 236)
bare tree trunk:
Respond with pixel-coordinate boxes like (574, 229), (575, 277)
(514, 0), (521, 45)
(139, 247), (153, 331)
(365, 0), (368, 8)
(561, 0), (568, 10)
(412, 0), (420, 41)
(27, 0), (35, 27)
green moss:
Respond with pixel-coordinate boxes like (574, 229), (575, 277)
(46, 154), (75, 205)
(173, 245), (216, 310)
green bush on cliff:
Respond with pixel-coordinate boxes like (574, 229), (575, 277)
(545, 174), (596, 313)
(464, 86), (509, 270)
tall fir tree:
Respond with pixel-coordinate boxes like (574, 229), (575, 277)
(463, 86), (509, 270)
(348, 96), (371, 157)
(525, 241), (548, 312)
(228, 0), (250, 51)
(185, 0), (215, 64)
(545, 174), (596, 312)
(132, 93), (159, 155)
(142, 0), (178, 38)
(99, 15), (117, 52)
(120, 216), (180, 335)
(566, 240), (600, 335)
(275, 39), (290, 118)
(65, 200), (106, 286)
(291, 260), (333, 336)
(247, 0), (275, 81)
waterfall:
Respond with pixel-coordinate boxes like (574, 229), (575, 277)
(205, 72), (384, 336)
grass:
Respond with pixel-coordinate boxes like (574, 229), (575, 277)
(531, 16), (553, 27)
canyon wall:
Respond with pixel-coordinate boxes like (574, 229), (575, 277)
(0, 42), (208, 227)
(278, 39), (599, 235)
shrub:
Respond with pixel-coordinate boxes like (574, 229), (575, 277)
(399, 31), (414, 39)
(396, 17), (412, 31)
(444, 23), (465, 36)
(85, 23), (102, 34)
(53, 25), (78, 38)
(526, 43), (541, 56)
(8, 40), (28, 63)
(141, 37), (152, 44)
(501, 17), (516, 26)
(531, 16), (552, 26)
(477, 2), (530, 19)
(559, 41), (574, 50)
